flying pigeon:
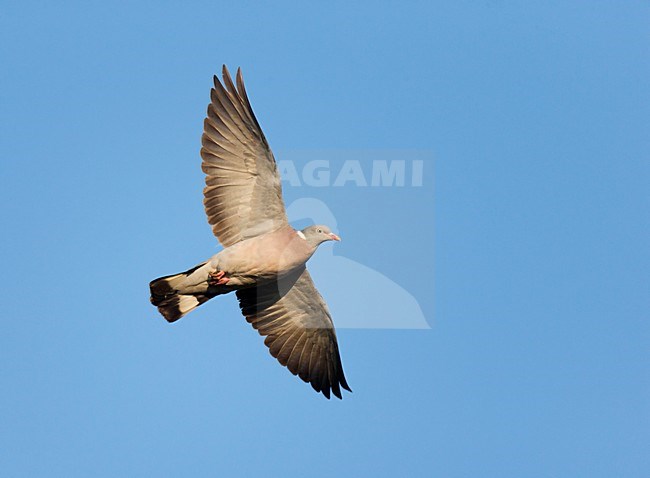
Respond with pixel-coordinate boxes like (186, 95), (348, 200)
(150, 66), (352, 400)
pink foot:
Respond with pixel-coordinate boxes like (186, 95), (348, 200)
(208, 270), (230, 286)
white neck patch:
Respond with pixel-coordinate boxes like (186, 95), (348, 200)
(297, 231), (307, 241)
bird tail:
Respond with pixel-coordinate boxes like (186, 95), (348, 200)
(150, 262), (213, 323)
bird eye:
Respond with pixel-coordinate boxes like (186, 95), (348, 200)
(318, 229), (322, 233)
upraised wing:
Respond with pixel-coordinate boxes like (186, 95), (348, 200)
(201, 66), (288, 247)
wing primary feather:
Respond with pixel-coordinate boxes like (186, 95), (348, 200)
(308, 342), (325, 395)
(222, 66), (251, 118)
(211, 78), (256, 144)
(286, 332), (308, 375)
(236, 68), (268, 145)
(297, 337), (314, 383)
(276, 328), (304, 366)
(208, 88), (252, 145)
(328, 347), (343, 399)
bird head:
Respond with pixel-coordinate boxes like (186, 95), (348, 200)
(300, 225), (341, 247)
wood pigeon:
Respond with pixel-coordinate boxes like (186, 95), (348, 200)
(150, 66), (351, 400)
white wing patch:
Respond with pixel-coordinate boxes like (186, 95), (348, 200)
(297, 231), (307, 241)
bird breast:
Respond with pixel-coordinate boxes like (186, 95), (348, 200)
(215, 226), (315, 283)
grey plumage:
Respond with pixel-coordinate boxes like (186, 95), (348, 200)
(150, 66), (351, 399)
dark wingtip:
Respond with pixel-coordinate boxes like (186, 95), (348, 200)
(340, 377), (353, 393)
(212, 75), (221, 90)
(222, 64), (232, 83)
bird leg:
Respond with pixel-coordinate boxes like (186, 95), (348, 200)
(208, 270), (230, 286)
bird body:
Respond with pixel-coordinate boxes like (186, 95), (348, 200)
(213, 225), (316, 286)
(149, 66), (351, 399)
(151, 225), (324, 308)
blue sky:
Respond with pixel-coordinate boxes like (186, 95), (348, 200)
(1, 1), (649, 477)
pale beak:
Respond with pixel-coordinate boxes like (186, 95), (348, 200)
(329, 233), (341, 242)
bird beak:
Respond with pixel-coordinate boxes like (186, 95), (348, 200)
(329, 233), (341, 242)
